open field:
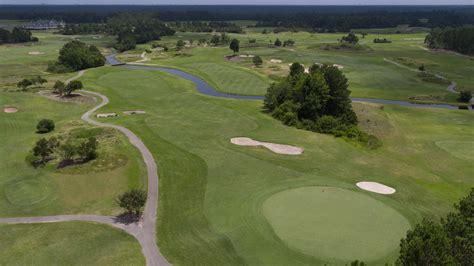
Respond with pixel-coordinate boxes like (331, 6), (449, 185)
(0, 221), (145, 265)
(79, 66), (473, 264)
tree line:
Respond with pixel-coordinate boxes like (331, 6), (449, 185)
(0, 27), (37, 44)
(425, 26), (474, 55)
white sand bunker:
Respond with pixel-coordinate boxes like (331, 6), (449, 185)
(356, 181), (396, 195)
(270, 59), (282, 63)
(239, 54), (254, 58)
(3, 107), (18, 113)
(28, 51), (44, 55)
(231, 137), (303, 155)
(96, 113), (118, 118)
(123, 110), (146, 115)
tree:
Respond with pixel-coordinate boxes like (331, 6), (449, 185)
(289, 63), (305, 77)
(115, 35), (136, 52)
(33, 138), (54, 164)
(274, 38), (282, 47)
(252, 55), (263, 67)
(36, 119), (55, 133)
(77, 137), (97, 161)
(458, 90), (472, 103)
(397, 188), (474, 266)
(261, 29), (267, 34)
(229, 38), (240, 55)
(418, 64), (426, 71)
(64, 80), (83, 96)
(17, 78), (33, 90)
(210, 35), (220, 46)
(283, 39), (295, 47)
(117, 189), (147, 216)
(31, 76), (47, 86)
(58, 40), (105, 71)
(59, 142), (77, 163)
(53, 80), (66, 94)
(176, 40), (185, 50)
(341, 32), (359, 44)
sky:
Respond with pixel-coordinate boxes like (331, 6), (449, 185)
(1, 0), (473, 5)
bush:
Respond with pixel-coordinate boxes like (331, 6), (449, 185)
(252, 55), (263, 67)
(458, 90), (472, 103)
(117, 189), (147, 216)
(36, 119), (55, 133)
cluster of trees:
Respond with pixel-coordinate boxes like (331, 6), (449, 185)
(53, 80), (83, 96)
(373, 38), (392, 43)
(28, 134), (98, 167)
(274, 38), (295, 47)
(341, 33), (359, 44)
(425, 27), (474, 55)
(109, 14), (175, 52)
(49, 40), (105, 72)
(0, 27), (37, 44)
(57, 23), (107, 35)
(397, 188), (473, 265)
(264, 63), (379, 147)
(210, 33), (231, 46)
(17, 76), (47, 90)
(171, 21), (243, 33)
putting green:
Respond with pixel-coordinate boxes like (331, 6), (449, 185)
(435, 141), (474, 161)
(262, 186), (410, 262)
(4, 179), (53, 206)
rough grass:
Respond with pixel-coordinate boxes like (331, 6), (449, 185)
(0, 91), (146, 217)
(81, 66), (473, 265)
(0, 222), (145, 265)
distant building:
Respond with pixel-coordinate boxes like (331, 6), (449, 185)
(23, 20), (65, 30)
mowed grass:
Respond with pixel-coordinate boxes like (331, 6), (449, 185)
(263, 186), (410, 261)
(126, 30), (473, 103)
(0, 222), (145, 265)
(0, 91), (146, 217)
(81, 66), (473, 265)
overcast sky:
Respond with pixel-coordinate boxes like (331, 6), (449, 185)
(2, 0), (473, 5)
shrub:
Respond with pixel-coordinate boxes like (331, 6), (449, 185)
(458, 90), (472, 103)
(252, 55), (263, 67)
(117, 189), (147, 216)
(36, 119), (55, 133)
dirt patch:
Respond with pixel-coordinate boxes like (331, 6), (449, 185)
(38, 90), (96, 104)
(123, 110), (146, 115)
(224, 55), (242, 62)
(231, 137), (303, 155)
(356, 181), (396, 194)
(3, 107), (18, 113)
(28, 51), (44, 55)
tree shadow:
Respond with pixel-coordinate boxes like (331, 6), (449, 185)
(113, 212), (141, 225)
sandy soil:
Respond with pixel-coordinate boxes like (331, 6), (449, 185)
(231, 137), (303, 155)
(239, 54), (255, 58)
(356, 181), (396, 194)
(123, 110), (146, 115)
(3, 107), (18, 113)
(96, 113), (118, 118)
(28, 51), (44, 55)
(38, 90), (96, 104)
(270, 59), (282, 63)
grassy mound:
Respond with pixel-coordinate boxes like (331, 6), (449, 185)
(262, 186), (410, 262)
(436, 140), (474, 161)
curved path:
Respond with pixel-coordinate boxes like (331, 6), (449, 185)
(110, 55), (470, 110)
(0, 71), (170, 266)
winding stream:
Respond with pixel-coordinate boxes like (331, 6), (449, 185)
(107, 55), (472, 110)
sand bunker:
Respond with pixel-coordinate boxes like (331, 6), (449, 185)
(123, 110), (146, 115)
(239, 54), (254, 58)
(96, 113), (118, 118)
(231, 137), (303, 155)
(356, 182), (396, 195)
(270, 59), (282, 63)
(333, 64), (344, 70)
(28, 51), (44, 55)
(3, 107), (18, 113)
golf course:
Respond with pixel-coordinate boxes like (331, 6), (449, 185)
(0, 8), (473, 265)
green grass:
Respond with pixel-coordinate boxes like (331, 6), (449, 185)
(0, 222), (145, 265)
(123, 31), (474, 103)
(263, 186), (410, 263)
(435, 141), (474, 161)
(0, 91), (146, 217)
(80, 66), (473, 265)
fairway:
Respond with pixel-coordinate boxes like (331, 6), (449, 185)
(435, 140), (474, 161)
(262, 186), (410, 261)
